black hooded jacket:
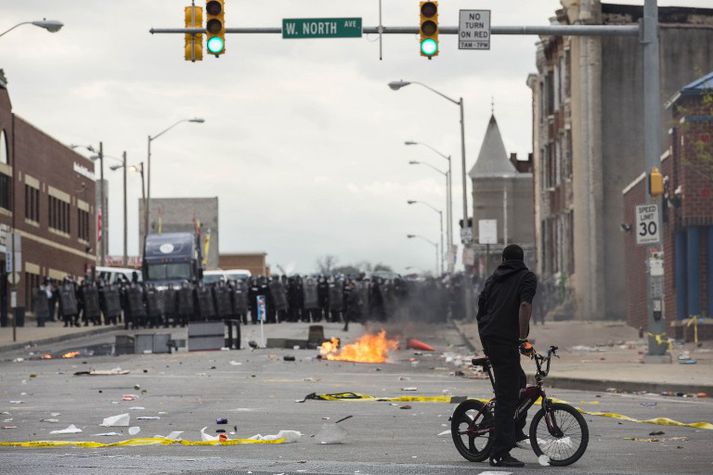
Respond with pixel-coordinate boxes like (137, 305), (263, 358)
(476, 260), (537, 343)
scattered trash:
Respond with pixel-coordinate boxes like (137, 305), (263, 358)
(12, 358), (24, 363)
(156, 431), (183, 440)
(406, 338), (435, 352)
(50, 412), (60, 417)
(40, 418), (59, 423)
(133, 384), (141, 390)
(640, 402), (657, 407)
(136, 416), (160, 421)
(201, 427), (220, 441)
(304, 377), (318, 382)
(93, 432), (121, 437)
(229, 361), (242, 366)
(248, 340), (259, 349)
(649, 431), (665, 436)
(128, 426), (141, 436)
(100, 414), (130, 428)
(122, 394), (139, 401)
(50, 424), (82, 434)
(2, 425), (17, 430)
(400, 405), (412, 410)
(129, 407), (145, 411)
(538, 455), (551, 466)
(401, 387), (418, 392)
(626, 437), (660, 442)
(437, 430), (450, 436)
(696, 392), (709, 398)
(216, 418), (228, 425)
(283, 355), (296, 362)
(74, 368), (129, 376)
(9, 401), (23, 404)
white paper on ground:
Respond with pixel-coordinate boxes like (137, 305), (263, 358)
(100, 413), (130, 427)
(128, 426), (141, 435)
(93, 432), (121, 437)
(200, 426), (219, 441)
(538, 454), (551, 466)
(50, 424), (82, 434)
(155, 431), (183, 441)
(437, 430), (450, 436)
(129, 407), (145, 411)
(478, 472), (512, 475)
(248, 430), (302, 443)
(136, 416), (160, 421)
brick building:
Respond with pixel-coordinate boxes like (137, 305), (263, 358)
(529, 1), (713, 320)
(0, 70), (97, 323)
(623, 71), (713, 340)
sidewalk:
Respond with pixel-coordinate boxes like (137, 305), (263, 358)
(454, 320), (713, 394)
(0, 322), (119, 353)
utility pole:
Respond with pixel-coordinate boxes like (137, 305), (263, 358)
(642, 0), (668, 360)
(122, 151), (128, 267)
(99, 142), (105, 267)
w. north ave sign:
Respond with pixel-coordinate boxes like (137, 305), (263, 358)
(282, 18), (362, 39)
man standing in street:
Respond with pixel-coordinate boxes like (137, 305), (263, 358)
(476, 244), (537, 468)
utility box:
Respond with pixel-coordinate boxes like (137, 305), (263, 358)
(133, 334), (172, 354)
(188, 321), (225, 351)
(115, 335), (135, 355)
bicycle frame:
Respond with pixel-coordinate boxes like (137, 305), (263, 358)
(466, 346), (561, 438)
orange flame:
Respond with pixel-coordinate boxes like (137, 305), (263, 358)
(320, 330), (399, 363)
(62, 351), (80, 359)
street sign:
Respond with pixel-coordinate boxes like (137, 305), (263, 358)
(479, 219), (498, 245)
(282, 18), (362, 39)
(636, 204), (660, 245)
(459, 10), (491, 50)
(7, 272), (20, 286)
(460, 227), (473, 244)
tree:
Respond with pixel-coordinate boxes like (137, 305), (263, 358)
(316, 255), (338, 275)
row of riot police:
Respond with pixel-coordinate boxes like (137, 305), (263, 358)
(33, 277), (252, 329)
(32, 271), (470, 330)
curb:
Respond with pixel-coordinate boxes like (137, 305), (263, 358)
(451, 320), (713, 395)
(450, 320), (477, 353)
(0, 326), (121, 354)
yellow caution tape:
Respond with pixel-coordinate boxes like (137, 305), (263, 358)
(647, 332), (674, 351)
(307, 393), (713, 431)
(0, 437), (285, 449)
(685, 316), (700, 345)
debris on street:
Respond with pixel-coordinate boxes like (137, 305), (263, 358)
(50, 424), (82, 434)
(100, 414), (130, 427)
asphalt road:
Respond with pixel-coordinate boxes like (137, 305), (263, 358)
(1, 322), (712, 475)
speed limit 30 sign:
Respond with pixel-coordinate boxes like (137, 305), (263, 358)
(636, 204), (660, 245)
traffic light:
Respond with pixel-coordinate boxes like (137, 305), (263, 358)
(649, 166), (664, 197)
(206, 0), (225, 56)
(420, 1), (439, 59)
(184, 5), (203, 62)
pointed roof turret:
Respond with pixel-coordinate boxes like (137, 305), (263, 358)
(469, 114), (518, 178)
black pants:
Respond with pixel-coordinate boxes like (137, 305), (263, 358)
(481, 338), (527, 458)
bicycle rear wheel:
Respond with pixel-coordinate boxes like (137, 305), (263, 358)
(451, 399), (494, 462)
(529, 402), (589, 466)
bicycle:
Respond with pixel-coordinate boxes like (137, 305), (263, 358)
(451, 345), (589, 466)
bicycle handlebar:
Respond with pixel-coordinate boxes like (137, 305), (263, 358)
(532, 345), (559, 380)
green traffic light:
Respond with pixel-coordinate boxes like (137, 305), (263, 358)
(421, 38), (438, 56)
(207, 36), (224, 54)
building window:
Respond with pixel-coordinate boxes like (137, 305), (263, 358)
(78, 208), (90, 241)
(0, 173), (9, 210)
(25, 184), (40, 222)
(25, 273), (41, 313)
(48, 196), (70, 234)
(0, 129), (8, 164)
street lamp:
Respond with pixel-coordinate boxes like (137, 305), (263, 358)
(405, 141), (453, 273)
(406, 234), (439, 276)
(407, 200), (444, 275)
(109, 153), (131, 267)
(390, 79), (472, 320)
(145, 117), (205, 254)
(71, 142), (107, 267)
(0, 19), (64, 38)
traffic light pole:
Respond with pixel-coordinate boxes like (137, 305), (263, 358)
(151, 15), (649, 327)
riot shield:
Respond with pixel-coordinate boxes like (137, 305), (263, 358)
(303, 280), (319, 310)
(214, 285), (232, 319)
(83, 284), (101, 321)
(127, 286), (147, 319)
(196, 286), (216, 320)
(102, 286), (122, 318)
(270, 280), (288, 312)
(328, 281), (344, 312)
(60, 284), (78, 316)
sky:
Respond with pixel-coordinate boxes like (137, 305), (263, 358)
(1, 0), (710, 275)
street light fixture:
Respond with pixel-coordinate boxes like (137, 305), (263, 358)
(406, 234), (439, 276)
(407, 200), (445, 275)
(145, 117), (205, 255)
(71, 142), (107, 267)
(405, 140), (453, 273)
(0, 19), (64, 38)
(390, 79), (472, 319)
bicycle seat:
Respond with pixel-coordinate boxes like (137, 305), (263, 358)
(472, 357), (490, 367)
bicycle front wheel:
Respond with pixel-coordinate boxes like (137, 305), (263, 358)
(451, 399), (494, 462)
(529, 402), (589, 466)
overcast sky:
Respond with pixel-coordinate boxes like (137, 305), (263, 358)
(2, 0), (709, 274)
